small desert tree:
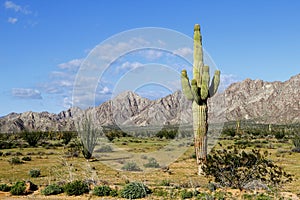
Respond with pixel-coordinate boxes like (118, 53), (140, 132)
(76, 114), (101, 159)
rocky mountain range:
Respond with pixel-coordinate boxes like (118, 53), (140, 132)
(0, 74), (299, 133)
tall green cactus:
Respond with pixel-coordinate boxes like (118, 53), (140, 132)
(181, 24), (220, 175)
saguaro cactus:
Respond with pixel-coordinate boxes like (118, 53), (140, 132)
(181, 24), (220, 175)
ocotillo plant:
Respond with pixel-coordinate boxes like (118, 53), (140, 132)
(181, 24), (220, 175)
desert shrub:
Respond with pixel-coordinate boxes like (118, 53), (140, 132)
(222, 128), (236, 137)
(0, 151), (2, 156)
(64, 180), (89, 196)
(0, 184), (11, 192)
(95, 145), (113, 153)
(153, 188), (168, 197)
(93, 185), (112, 196)
(274, 131), (285, 140)
(110, 189), (119, 197)
(41, 184), (63, 195)
(10, 181), (25, 195)
(22, 156), (31, 161)
(121, 161), (141, 171)
(29, 169), (41, 178)
(156, 129), (177, 139)
(61, 131), (75, 145)
(121, 182), (151, 199)
(160, 179), (171, 186)
(143, 157), (160, 168)
(9, 157), (23, 165)
(292, 134), (300, 152)
(202, 144), (293, 189)
(22, 131), (42, 147)
(180, 189), (193, 199)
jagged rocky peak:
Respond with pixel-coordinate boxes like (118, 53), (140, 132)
(0, 74), (299, 133)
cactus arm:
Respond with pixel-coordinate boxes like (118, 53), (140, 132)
(200, 65), (210, 100)
(191, 79), (201, 104)
(209, 70), (220, 97)
(193, 24), (203, 87)
(181, 69), (194, 100)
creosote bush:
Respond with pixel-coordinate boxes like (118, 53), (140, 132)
(41, 184), (63, 196)
(9, 157), (23, 165)
(121, 182), (151, 199)
(121, 161), (141, 171)
(10, 181), (26, 195)
(143, 157), (160, 168)
(64, 180), (89, 196)
(0, 184), (11, 192)
(29, 169), (41, 178)
(202, 144), (293, 189)
(93, 185), (112, 196)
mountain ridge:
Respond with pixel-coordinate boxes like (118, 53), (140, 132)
(0, 73), (299, 133)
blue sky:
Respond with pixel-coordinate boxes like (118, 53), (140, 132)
(0, 0), (299, 116)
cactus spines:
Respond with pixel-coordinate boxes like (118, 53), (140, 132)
(181, 24), (220, 175)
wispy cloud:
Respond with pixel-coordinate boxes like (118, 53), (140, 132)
(58, 58), (83, 71)
(116, 61), (143, 73)
(12, 88), (42, 99)
(173, 47), (193, 57)
(4, 1), (31, 14)
(7, 17), (17, 24)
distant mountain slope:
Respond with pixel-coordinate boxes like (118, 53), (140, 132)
(0, 74), (299, 133)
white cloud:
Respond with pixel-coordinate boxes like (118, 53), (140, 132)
(139, 49), (164, 60)
(4, 1), (31, 14)
(12, 88), (42, 99)
(63, 97), (73, 109)
(116, 61), (144, 73)
(94, 37), (150, 62)
(99, 86), (111, 94)
(7, 17), (17, 24)
(58, 58), (83, 71)
(173, 47), (193, 57)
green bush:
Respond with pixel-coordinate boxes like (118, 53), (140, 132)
(121, 161), (141, 171)
(274, 131), (285, 139)
(180, 189), (193, 199)
(121, 182), (151, 199)
(8, 157), (23, 165)
(29, 169), (41, 178)
(41, 184), (63, 195)
(10, 181), (25, 195)
(156, 129), (177, 139)
(64, 180), (89, 196)
(0, 184), (11, 192)
(110, 189), (119, 197)
(93, 185), (111, 196)
(143, 157), (160, 168)
(222, 128), (236, 137)
(22, 156), (31, 161)
(61, 131), (75, 145)
(159, 179), (171, 186)
(202, 144), (293, 189)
